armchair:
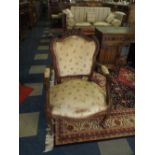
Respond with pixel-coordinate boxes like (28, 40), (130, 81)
(44, 32), (111, 146)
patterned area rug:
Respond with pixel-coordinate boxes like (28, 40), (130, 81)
(109, 67), (135, 108)
(54, 69), (135, 145)
(55, 107), (134, 145)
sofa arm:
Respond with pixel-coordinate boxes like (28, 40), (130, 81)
(113, 11), (126, 26)
(62, 9), (75, 29)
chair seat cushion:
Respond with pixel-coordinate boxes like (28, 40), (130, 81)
(93, 21), (111, 26)
(49, 79), (107, 118)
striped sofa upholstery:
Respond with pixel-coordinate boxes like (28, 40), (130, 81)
(63, 6), (126, 29)
(71, 6), (111, 23)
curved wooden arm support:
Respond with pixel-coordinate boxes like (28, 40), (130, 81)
(44, 66), (55, 128)
(96, 63), (112, 124)
(44, 67), (51, 91)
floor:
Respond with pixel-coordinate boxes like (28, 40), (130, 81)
(19, 18), (135, 155)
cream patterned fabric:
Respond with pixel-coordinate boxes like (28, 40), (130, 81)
(101, 65), (110, 75)
(53, 35), (96, 77)
(49, 79), (107, 118)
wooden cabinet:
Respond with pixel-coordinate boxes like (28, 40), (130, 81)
(95, 27), (134, 68)
(128, 4), (135, 26)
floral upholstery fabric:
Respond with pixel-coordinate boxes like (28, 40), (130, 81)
(49, 79), (107, 118)
(53, 35), (96, 77)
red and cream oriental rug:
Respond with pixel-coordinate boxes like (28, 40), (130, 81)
(54, 107), (134, 145)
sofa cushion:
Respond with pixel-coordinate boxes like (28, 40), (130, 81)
(93, 21), (111, 26)
(105, 13), (116, 23)
(49, 79), (107, 118)
(87, 11), (96, 23)
(111, 19), (121, 26)
(62, 9), (74, 18)
(114, 11), (126, 23)
(96, 7), (111, 21)
(75, 22), (92, 27)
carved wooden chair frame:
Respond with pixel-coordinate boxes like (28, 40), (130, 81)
(44, 32), (112, 145)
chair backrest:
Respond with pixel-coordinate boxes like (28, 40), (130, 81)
(50, 33), (99, 83)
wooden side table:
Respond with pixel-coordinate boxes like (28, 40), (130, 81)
(95, 26), (134, 69)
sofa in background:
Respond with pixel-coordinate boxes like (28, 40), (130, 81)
(63, 6), (126, 29)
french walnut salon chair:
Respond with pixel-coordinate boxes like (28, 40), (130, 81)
(44, 33), (111, 145)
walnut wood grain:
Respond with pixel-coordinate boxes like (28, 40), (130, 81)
(96, 27), (135, 68)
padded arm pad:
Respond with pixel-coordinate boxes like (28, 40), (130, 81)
(44, 67), (50, 78)
(96, 63), (110, 75)
(101, 65), (110, 75)
(114, 11), (126, 16)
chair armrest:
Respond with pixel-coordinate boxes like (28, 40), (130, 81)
(44, 67), (55, 90)
(96, 62), (112, 105)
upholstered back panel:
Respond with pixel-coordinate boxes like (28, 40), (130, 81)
(71, 6), (111, 22)
(52, 35), (97, 77)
